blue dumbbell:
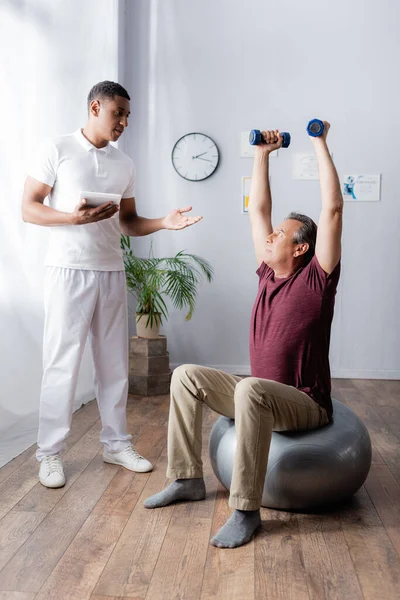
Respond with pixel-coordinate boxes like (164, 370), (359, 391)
(249, 129), (291, 148)
(307, 119), (325, 137)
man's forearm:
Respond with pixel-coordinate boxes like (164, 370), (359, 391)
(120, 215), (165, 237)
(313, 139), (343, 212)
(22, 202), (73, 226)
(248, 152), (272, 215)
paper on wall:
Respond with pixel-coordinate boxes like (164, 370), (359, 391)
(242, 175), (271, 213)
(343, 174), (381, 202)
(293, 153), (319, 180)
(242, 176), (251, 213)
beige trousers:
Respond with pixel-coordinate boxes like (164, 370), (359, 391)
(167, 365), (329, 510)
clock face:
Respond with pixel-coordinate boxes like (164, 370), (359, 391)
(172, 133), (219, 181)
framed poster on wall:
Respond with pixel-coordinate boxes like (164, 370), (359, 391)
(342, 174), (381, 202)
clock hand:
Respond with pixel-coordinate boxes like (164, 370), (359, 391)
(193, 152), (208, 159)
(196, 157), (212, 162)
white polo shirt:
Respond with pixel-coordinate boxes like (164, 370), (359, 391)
(28, 129), (136, 271)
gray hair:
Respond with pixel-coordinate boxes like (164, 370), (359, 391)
(286, 212), (317, 266)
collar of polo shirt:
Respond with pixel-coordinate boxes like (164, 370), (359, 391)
(74, 129), (110, 154)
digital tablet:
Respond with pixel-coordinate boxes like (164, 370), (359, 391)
(79, 191), (122, 208)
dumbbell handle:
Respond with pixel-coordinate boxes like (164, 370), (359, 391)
(307, 119), (325, 137)
(249, 129), (291, 148)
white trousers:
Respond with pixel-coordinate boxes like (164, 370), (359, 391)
(36, 267), (132, 461)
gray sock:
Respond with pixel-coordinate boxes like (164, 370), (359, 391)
(143, 478), (206, 509)
(210, 509), (261, 548)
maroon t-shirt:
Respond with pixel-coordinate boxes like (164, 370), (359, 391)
(249, 255), (340, 419)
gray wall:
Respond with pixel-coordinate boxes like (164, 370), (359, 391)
(121, 0), (400, 378)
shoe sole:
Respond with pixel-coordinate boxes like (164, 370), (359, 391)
(103, 455), (153, 473)
(39, 478), (66, 489)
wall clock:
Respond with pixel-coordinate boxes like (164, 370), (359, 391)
(171, 133), (219, 181)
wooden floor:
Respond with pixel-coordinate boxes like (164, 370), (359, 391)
(0, 379), (399, 600)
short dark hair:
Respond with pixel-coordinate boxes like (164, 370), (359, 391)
(87, 81), (130, 110)
(286, 212), (317, 266)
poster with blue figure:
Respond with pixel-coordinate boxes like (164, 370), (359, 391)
(343, 174), (381, 202)
(344, 176), (356, 199)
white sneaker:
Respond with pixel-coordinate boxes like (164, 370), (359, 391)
(39, 455), (66, 488)
(103, 445), (153, 473)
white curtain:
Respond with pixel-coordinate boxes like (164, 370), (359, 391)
(0, 0), (121, 467)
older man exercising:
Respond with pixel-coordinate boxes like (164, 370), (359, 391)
(144, 121), (343, 549)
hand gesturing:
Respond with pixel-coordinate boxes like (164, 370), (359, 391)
(163, 206), (203, 230)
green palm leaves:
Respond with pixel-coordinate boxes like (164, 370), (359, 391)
(121, 235), (214, 328)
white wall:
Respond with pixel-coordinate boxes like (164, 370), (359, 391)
(122, 0), (400, 379)
(0, 0), (120, 467)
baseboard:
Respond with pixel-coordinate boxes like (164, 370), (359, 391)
(170, 363), (400, 380)
(330, 369), (400, 380)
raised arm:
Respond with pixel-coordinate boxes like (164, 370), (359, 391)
(311, 122), (343, 275)
(248, 130), (282, 266)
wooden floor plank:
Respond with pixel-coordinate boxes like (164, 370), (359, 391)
(377, 405), (400, 439)
(94, 403), (215, 600)
(0, 456), (47, 523)
(364, 463), (400, 555)
(145, 446), (217, 600)
(201, 485), (255, 600)
(34, 514), (129, 600)
(145, 509), (212, 600)
(0, 381), (399, 600)
(0, 592), (36, 600)
(93, 398), (169, 517)
(12, 421), (102, 514)
(93, 448), (174, 599)
(0, 401), (100, 521)
(331, 378), (355, 390)
(12, 395), (165, 517)
(0, 447), (36, 486)
(339, 486), (400, 600)
(0, 511), (47, 573)
(359, 379), (400, 408)
(0, 454), (119, 593)
(298, 512), (363, 599)
(255, 510), (309, 600)
(125, 394), (167, 444)
(0, 398), (163, 581)
(0, 401), (99, 487)
(91, 596), (138, 600)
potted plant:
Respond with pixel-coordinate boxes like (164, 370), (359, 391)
(121, 235), (214, 338)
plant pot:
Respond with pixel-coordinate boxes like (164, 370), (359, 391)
(135, 313), (161, 339)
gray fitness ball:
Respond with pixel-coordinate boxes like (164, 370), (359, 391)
(209, 399), (372, 510)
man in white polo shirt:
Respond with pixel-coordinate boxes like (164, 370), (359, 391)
(22, 81), (202, 488)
